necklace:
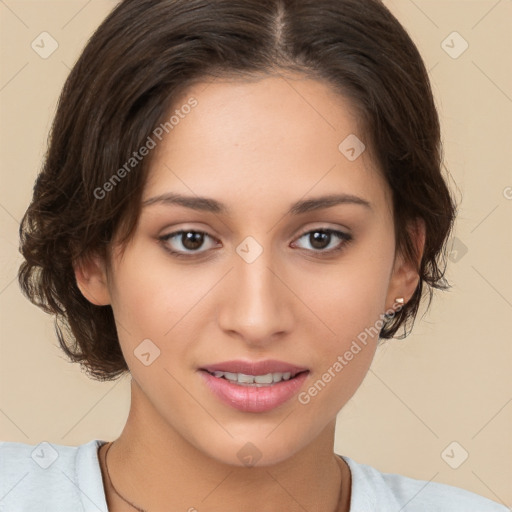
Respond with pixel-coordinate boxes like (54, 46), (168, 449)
(103, 441), (346, 512)
(104, 441), (147, 512)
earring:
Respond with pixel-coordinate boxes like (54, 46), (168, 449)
(384, 297), (405, 322)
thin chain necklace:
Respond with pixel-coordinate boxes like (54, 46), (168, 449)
(104, 441), (147, 512)
(103, 441), (346, 512)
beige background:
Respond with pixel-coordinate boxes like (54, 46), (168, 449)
(1, 0), (511, 507)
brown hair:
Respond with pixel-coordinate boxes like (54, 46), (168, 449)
(18, 0), (457, 381)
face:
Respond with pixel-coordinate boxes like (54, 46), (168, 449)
(78, 73), (419, 467)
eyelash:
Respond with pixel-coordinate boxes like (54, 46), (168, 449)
(158, 228), (353, 259)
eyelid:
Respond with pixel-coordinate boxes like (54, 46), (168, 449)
(292, 222), (351, 239)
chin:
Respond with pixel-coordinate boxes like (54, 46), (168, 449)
(191, 426), (313, 468)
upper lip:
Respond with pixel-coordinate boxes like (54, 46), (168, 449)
(200, 359), (309, 376)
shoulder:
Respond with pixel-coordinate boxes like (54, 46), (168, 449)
(0, 439), (108, 512)
(341, 455), (508, 511)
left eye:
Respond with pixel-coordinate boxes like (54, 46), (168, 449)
(292, 229), (352, 253)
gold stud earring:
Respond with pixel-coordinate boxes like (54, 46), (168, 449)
(395, 297), (404, 305)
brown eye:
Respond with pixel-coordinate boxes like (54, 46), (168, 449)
(292, 229), (352, 254)
(309, 231), (331, 250)
(159, 230), (218, 257)
(181, 231), (205, 250)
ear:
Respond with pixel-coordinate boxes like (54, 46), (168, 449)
(73, 251), (112, 306)
(385, 218), (426, 310)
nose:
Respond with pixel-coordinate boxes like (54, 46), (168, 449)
(217, 245), (294, 348)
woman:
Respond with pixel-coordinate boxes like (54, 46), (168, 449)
(2, 0), (507, 510)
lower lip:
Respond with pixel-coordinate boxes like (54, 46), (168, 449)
(199, 370), (309, 413)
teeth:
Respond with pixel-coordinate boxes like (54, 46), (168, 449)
(238, 373), (256, 384)
(255, 373), (273, 384)
(209, 371), (295, 386)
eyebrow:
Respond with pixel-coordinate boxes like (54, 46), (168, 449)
(141, 192), (372, 215)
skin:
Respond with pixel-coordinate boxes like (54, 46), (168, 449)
(75, 73), (424, 512)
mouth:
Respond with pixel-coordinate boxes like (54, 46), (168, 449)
(198, 359), (310, 412)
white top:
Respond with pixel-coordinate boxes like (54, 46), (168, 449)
(0, 439), (507, 511)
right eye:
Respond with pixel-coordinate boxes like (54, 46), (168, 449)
(158, 230), (220, 258)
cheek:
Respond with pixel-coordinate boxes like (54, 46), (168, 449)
(106, 250), (177, 358)
(110, 241), (190, 329)
(296, 293), (384, 424)
(293, 244), (392, 411)
(108, 245), (220, 374)
(300, 248), (392, 346)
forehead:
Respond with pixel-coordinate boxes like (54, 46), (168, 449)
(143, 74), (391, 215)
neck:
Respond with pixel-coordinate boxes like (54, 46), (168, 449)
(99, 379), (351, 512)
